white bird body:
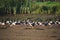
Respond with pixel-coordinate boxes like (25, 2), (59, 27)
(18, 21), (20, 23)
(58, 22), (60, 24)
(12, 23), (16, 25)
(27, 19), (30, 22)
(35, 22), (38, 26)
(28, 22), (33, 26)
(6, 21), (9, 23)
(1, 23), (5, 26)
(48, 23), (51, 25)
(10, 22), (16, 27)
(38, 22), (42, 25)
(49, 21), (53, 23)
(6, 21), (10, 25)
(55, 21), (58, 24)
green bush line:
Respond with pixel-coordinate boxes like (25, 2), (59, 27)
(0, 1), (60, 16)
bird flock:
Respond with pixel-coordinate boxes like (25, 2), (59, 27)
(0, 19), (60, 28)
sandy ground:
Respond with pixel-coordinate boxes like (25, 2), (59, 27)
(0, 25), (60, 40)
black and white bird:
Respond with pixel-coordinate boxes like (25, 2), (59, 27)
(43, 22), (48, 26)
(38, 22), (43, 26)
(28, 22), (35, 26)
(10, 21), (16, 27)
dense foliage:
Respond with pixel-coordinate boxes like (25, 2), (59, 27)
(0, 0), (60, 16)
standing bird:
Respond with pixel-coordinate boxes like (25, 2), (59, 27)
(43, 22), (48, 26)
(10, 22), (16, 27)
(15, 20), (21, 25)
(28, 22), (35, 28)
(58, 21), (60, 25)
(1, 22), (5, 26)
(38, 22), (43, 26)
(55, 21), (59, 24)
(48, 21), (55, 25)
(6, 21), (10, 25)
(35, 22), (38, 26)
(0, 22), (8, 29)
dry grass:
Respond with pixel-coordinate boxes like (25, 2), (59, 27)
(0, 14), (57, 21)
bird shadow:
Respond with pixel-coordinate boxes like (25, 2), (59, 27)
(57, 39), (60, 40)
(50, 36), (56, 38)
(35, 28), (45, 30)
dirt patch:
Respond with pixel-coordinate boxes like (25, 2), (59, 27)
(0, 25), (59, 40)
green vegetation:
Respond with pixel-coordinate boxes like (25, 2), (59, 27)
(0, 0), (60, 16)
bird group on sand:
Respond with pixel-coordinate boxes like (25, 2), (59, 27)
(0, 19), (60, 29)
